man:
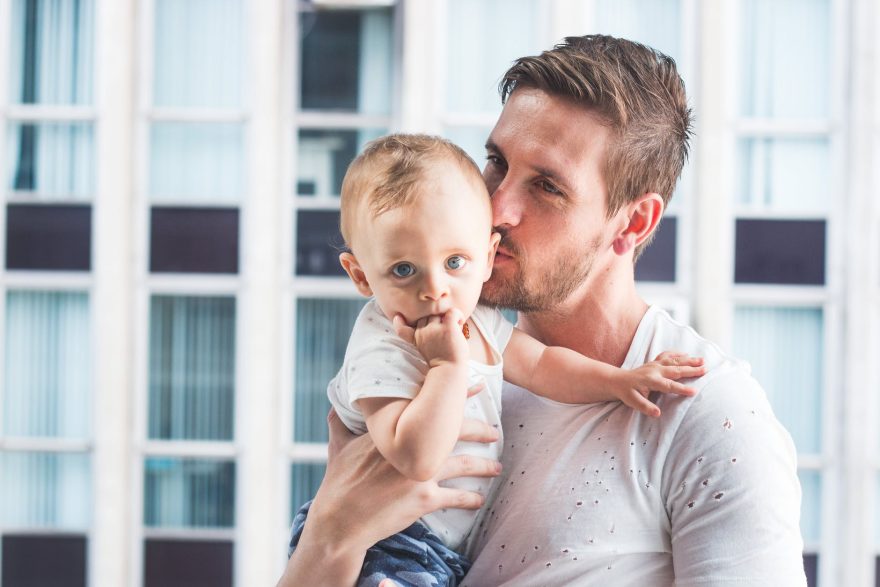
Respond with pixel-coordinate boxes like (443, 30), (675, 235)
(280, 35), (805, 586)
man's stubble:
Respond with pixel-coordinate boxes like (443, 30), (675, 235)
(480, 227), (602, 313)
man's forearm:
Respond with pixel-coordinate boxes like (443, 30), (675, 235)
(277, 521), (365, 587)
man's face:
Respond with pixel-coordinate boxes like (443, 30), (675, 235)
(480, 87), (619, 312)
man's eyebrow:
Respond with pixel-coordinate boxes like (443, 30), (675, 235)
(484, 139), (502, 155)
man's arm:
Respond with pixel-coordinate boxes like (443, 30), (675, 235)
(662, 369), (807, 585)
(277, 409), (502, 587)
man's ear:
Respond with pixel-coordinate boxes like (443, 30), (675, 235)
(339, 252), (373, 297)
(612, 193), (664, 256)
(484, 231), (502, 281)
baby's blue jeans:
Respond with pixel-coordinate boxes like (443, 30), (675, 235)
(289, 500), (471, 587)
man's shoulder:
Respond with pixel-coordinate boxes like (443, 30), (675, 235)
(644, 307), (750, 376)
(643, 308), (782, 440)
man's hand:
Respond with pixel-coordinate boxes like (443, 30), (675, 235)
(315, 400), (500, 550)
(278, 389), (499, 587)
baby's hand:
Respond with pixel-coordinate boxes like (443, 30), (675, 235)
(393, 309), (469, 367)
(613, 351), (706, 418)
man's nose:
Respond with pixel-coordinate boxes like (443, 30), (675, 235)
(490, 180), (523, 229)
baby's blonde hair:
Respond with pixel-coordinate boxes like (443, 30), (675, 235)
(340, 133), (486, 247)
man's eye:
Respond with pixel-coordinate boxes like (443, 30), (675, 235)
(486, 154), (505, 168)
(446, 256), (466, 270)
(539, 180), (561, 194)
(391, 263), (415, 277)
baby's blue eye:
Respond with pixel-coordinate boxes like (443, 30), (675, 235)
(446, 256), (466, 270)
(392, 263), (415, 278)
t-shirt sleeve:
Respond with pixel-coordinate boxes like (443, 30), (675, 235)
(473, 304), (514, 353)
(661, 368), (807, 586)
(344, 330), (428, 408)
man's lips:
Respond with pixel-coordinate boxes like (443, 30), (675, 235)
(494, 248), (514, 265)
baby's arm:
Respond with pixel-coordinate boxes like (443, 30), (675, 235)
(502, 328), (706, 417)
(356, 309), (470, 482)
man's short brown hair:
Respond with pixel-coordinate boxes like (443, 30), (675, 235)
(340, 133), (485, 247)
(500, 35), (693, 257)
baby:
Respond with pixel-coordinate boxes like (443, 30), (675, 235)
(289, 134), (704, 586)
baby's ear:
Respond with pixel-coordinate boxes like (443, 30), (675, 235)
(484, 231), (502, 281)
(339, 252), (373, 297)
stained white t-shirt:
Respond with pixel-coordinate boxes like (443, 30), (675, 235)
(462, 306), (806, 586)
(328, 300), (514, 549)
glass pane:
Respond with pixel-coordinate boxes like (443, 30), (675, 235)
(294, 298), (366, 443)
(9, 0), (94, 105)
(446, 0), (541, 114)
(150, 123), (243, 202)
(2, 534), (87, 587)
(144, 458), (235, 528)
(635, 216), (676, 283)
(150, 207), (239, 274)
(737, 138), (830, 212)
(734, 219), (826, 285)
(4, 290), (90, 438)
(739, 0), (830, 118)
(5, 204), (92, 271)
(144, 539), (232, 587)
(6, 122), (95, 198)
(0, 452), (91, 529)
(290, 462), (326, 514)
(296, 128), (385, 198)
(732, 306), (823, 454)
(148, 296), (236, 441)
(443, 126), (492, 170)
(295, 210), (345, 277)
(299, 7), (393, 114)
(798, 470), (821, 545)
(154, 0), (242, 108)
(594, 0), (682, 66)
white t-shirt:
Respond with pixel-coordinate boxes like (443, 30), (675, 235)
(328, 300), (514, 549)
(462, 306), (806, 586)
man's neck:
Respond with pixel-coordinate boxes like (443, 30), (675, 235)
(516, 266), (649, 368)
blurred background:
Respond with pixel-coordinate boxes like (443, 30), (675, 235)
(0, 0), (877, 585)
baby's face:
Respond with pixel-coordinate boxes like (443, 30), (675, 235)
(346, 162), (499, 326)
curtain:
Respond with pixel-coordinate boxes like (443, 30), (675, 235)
(4, 291), (91, 439)
(740, 0), (830, 118)
(153, 0), (242, 109)
(9, 0), (94, 105)
(0, 451), (90, 529)
(148, 296), (236, 441)
(594, 0), (682, 67)
(149, 123), (242, 203)
(737, 138), (830, 211)
(446, 0), (541, 114)
(799, 470), (821, 545)
(356, 9), (392, 115)
(8, 122), (94, 198)
(290, 462), (326, 512)
(144, 458), (235, 528)
(293, 298), (366, 443)
(732, 306), (823, 454)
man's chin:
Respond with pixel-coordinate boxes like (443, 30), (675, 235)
(480, 275), (518, 308)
